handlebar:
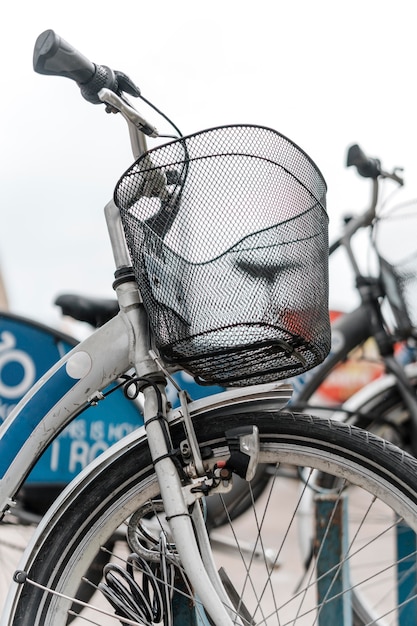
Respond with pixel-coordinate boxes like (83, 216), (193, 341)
(33, 29), (142, 106)
(346, 144), (381, 179)
(33, 29), (160, 158)
(330, 144), (405, 271)
(347, 143), (404, 186)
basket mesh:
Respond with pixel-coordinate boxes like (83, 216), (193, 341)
(114, 125), (330, 386)
(376, 204), (417, 337)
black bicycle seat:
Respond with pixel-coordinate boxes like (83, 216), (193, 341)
(55, 293), (119, 328)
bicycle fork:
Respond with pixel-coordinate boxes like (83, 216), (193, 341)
(141, 381), (237, 625)
(141, 375), (264, 626)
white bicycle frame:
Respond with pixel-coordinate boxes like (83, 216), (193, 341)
(0, 90), (293, 624)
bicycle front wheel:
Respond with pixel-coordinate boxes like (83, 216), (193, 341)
(6, 409), (417, 626)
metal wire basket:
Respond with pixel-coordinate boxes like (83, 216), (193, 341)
(114, 125), (330, 386)
(375, 202), (417, 338)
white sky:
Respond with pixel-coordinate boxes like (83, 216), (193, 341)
(1, 0), (416, 335)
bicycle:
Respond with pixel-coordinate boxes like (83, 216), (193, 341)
(2, 29), (417, 626)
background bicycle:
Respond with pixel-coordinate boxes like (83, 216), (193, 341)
(290, 144), (417, 432)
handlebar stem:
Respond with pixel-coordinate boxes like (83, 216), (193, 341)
(98, 89), (158, 137)
(104, 198), (132, 270)
(98, 88), (157, 159)
(339, 177), (379, 277)
(128, 123), (149, 160)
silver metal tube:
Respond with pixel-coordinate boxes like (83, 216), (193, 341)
(104, 199), (132, 270)
(128, 120), (149, 159)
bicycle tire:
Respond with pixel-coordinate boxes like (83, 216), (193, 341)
(6, 409), (417, 626)
(336, 363), (417, 451)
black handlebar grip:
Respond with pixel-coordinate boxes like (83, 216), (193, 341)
(33, 30), (124, 104)
(346, 144), (381, 179)
(33, 30), (95, 84)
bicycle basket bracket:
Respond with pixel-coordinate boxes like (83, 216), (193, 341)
(114, 124), (330, 386)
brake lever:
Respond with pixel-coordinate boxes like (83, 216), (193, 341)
(381, 167), (404, 187)
(98, 88), (159, 138)
(113, 70), (141, 98)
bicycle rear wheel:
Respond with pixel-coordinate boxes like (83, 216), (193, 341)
(6, 409), (417, 626)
